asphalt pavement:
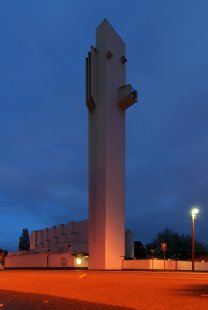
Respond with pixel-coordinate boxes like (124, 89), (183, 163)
(0, 270), (208, 309)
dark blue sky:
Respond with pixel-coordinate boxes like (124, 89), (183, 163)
(1, 0), (208, 251)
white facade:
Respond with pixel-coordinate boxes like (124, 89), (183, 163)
(30, 220), (88, 255)
(6, 219), (134, 269)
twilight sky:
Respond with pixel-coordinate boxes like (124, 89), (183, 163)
(1, 0), (208, 251)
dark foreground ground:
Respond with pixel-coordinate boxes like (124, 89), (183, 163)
(0, 289), (131, 310)
(0, 270), (208, 309)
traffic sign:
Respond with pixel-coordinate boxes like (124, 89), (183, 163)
(161, 243), (167, 251)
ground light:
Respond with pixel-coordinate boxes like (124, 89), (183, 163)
(75, 258), (82, 265)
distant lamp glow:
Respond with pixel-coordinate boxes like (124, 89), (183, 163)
(191, 207), (199, 271)
(76, 258), (82, 265)
(192, 208), (199, 219)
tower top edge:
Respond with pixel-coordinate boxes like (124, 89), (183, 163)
(96, 19), (125, 45)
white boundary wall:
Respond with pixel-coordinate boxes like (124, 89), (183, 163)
(122, 259), (208, 271)
(5, 256), (208, 271)
(5, 253), (83, 268)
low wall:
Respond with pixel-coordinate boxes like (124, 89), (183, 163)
(6, 256), (208, 271)
(195, 261), (208, 271)
(5, 253), (76, 269)
(48, 253), (74, 268)
(5, 253), (48, 268)
(123, 259), (208, 271)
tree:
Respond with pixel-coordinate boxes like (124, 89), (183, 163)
(19, 228), (30, 251)
(146, 228), (208, 260)
(0, 249), (8, 265)
(134, 241), (146, 258)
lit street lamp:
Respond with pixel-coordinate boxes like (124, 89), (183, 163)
(191, 208), (199, 271)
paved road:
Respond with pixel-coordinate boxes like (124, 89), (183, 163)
(0, 270), (208, 309)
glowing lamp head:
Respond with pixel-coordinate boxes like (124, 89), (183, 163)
(192, 208), (199, 218)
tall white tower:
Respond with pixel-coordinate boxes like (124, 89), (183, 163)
(86, 20), (137, 269)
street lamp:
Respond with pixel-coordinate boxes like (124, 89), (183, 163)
(191, 208), (199, 271)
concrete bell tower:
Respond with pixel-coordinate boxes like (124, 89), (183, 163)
(86, 19), (137, 270)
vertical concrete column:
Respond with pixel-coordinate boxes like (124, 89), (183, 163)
(86, 19), (137, 269)
(30, 230), (37, 250)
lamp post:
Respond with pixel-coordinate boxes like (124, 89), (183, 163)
(191, 208), (199, 271)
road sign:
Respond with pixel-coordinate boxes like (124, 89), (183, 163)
(161, 243), (167, 251)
